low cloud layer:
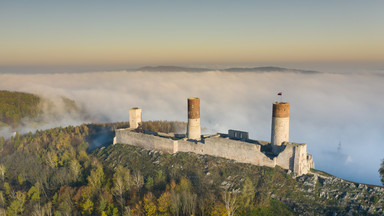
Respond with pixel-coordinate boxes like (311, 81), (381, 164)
(0, 69), (383, 185)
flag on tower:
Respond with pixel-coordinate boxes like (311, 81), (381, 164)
(277, 92), (282, 96)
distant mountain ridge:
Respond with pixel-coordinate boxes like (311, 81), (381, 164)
(223, 66), (319, 74)
(135, 66), (209, 72)
(134, 65), (320, 74)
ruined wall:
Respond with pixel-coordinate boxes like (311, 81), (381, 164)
(307, 154), (315, 169)
(203, 137), (276, 167)
(275, 144), (295, 170)
(274, 142), (312, 175)
(169, 136), (276, 168)
(177, 139), (205, 154)
(114, 129), (177, 154)
(114, 130), (312, 175)
(293, 144), (309, 176)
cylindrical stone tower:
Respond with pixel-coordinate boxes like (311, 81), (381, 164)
(187, 98), (201, 140)
(271, 102), (289, 151)
(129, 107), (142, 129)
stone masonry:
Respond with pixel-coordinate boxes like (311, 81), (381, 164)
(114, 129), (315, 176)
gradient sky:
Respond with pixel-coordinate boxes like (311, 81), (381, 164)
(1, 0), (383, 66)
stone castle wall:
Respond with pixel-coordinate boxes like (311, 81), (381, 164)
(114, 130), (314, 175)
(274, 142), (314, 175)
(114, 129), (177, 154)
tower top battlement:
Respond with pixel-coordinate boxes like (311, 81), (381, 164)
(272, 102), (290, 118)
(188, 98), (200, 119)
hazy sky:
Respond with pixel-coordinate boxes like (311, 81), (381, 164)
(1, 1), (384, 66)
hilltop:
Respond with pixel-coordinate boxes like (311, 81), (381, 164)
(0, 121), (383, 215)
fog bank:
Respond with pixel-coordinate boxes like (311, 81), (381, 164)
(0, 70), (383, 185)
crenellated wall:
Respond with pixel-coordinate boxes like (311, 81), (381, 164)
(114, 130), (314, 175)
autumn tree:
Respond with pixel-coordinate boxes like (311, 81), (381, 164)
(173, 177), (197, 216)
(157, 191), (171, 215)
(143, 192), (157, 216)
(28, 184), (41, 204)
(80, 199), (94, 215)
(55, 186), (76, 215)
(7, 191), (26, 216)
(87, 165), (105, 193)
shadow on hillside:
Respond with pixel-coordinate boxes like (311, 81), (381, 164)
(86, 122), (129, 151)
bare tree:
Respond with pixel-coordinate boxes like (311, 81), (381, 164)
(222, 187), (240, 216)
(69, 160), (81, 182)
(0, 164), (5, 182)
(0, 208), (5, 216)
(43, 202), (53, 216)
(181, 191), (196, 216)
(133, 171), (144, 194)
(31, 204), (44, 216)
(112, 166), (132, 213)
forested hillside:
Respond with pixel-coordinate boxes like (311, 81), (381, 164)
(0, 91), (41, 128)
(0, 121), (383, 215)
(0, 90), (82, 131)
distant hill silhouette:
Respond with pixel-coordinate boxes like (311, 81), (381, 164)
(223, 66), (319, 74)
(135, 66), (210, 72)
(134, 65), (319, 74)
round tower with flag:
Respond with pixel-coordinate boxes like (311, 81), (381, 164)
(271, 93), (289, 153)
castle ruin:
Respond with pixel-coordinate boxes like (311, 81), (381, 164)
(113, 98), (315, 175)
